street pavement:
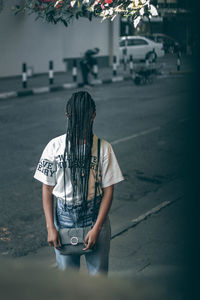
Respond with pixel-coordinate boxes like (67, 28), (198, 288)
(0, 54), (193, 97)
(0, 67), (197, 298)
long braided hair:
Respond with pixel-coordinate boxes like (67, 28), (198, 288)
(63, 91), (96, 211)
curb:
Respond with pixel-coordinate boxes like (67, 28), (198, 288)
(0, 69), (192, 100)
(169, 70), (193, 75)
(0, 76), (132, 100)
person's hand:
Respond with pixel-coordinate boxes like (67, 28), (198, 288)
(83, 228), (100, 251)
(47, 226), (62, 250)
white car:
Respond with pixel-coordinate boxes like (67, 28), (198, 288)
(119, 35), (164, 61)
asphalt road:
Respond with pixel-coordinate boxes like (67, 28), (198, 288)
(0, 73), (194, 272)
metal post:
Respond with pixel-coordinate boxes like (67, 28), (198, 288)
(177, 52), (181, 71)
(145, 58), (149, 67)
(123, 38), (128, 71)
(49, 60), (54, 85)
(72, 60), (77, 82)
(93, 61), (98, 79)
(113, 55), (117, 77)
(123, 24), (129, 71)
(108, 20), (114, 67)
(129, 55), (134, 75)
(22, 63), (27, 88)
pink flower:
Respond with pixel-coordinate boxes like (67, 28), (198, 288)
(105, 0), (113, 4)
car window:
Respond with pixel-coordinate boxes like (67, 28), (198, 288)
(133, 39), (148, 45)
(120, 38), (148, 47)
(126, 39), (148, 46)
(127, 39), (135, 46)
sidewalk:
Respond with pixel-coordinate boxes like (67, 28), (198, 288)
(160, 53), (193, 76)
(0, 54), (193, 100)
(0, 67), (130, 99)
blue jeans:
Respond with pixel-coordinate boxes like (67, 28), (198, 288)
(54, 199), (111, 276)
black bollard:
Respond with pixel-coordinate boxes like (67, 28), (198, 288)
(93, 61), (98, 79)
(145, 57), (150, 67)
(129, 55), (133, 75)
(123, 47), (127, 71)
(22, 63), (27, 88)
(49, 60), (54, 85)
(72, 60), (77, 82)
(177, 52), (181, 71)
(113, 55), (117, 77)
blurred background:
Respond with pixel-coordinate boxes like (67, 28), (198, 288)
(0, 0), (199, 299)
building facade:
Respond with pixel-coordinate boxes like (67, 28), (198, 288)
(0, 0), (120, 77)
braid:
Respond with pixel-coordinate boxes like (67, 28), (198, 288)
(63, 91), (96, 211)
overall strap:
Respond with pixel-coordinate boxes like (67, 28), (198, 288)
(92, 138), (101, 223)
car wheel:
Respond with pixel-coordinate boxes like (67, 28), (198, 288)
(134, 76), (141, 85)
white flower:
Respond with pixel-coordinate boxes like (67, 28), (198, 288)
(115, 4), (123, 13)
(134, 15), (141, 28)
(83, 0), (90, 4)
(70, 1), (76, 7)
(105, 8), (113, 16)
(93, 0), (99, 6)
(139, 7), (144, 16)
(141, 0), (150, 4)
(54, 0), (62, 7)
(132, 0), (150, 9)
(149, 4), (158, 16)
(110, 8), (114, 15)
(111, 14), (117, 21)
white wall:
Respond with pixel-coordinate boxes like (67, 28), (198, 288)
(0, 0), (119, 77)
(63, 17), (110, 58)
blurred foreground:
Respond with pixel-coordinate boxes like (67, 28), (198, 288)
(0, 258), (187, 300)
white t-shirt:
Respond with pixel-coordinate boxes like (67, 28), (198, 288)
(34, 134), (124, 204)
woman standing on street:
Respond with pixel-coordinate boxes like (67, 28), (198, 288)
(34, 91), (124, 275)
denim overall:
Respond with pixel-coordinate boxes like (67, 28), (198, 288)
(54, 196), (111, 275)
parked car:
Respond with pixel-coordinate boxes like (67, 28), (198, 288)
(119, 35), (164, 62)
(145, 33), (181, 54)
